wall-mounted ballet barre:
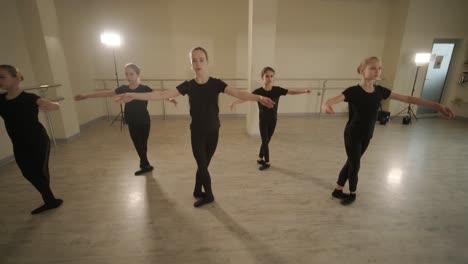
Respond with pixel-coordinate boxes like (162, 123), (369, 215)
(94, 78), (248, 120)
(94, 77), (369, 118)
(24, 84), (62, 146)
(276, 78), (384, 115)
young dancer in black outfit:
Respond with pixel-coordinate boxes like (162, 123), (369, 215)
(230, 67), (310, 170)
(0, 65), (63, 215)
(115, 47), (275, 207)
(323, 57), (455, 205)
(74, 63), (177, 175)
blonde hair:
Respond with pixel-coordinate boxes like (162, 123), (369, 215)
(357, 56), (381, 74)
(124, 63), (141, 75)
(0, 64), (24, 81)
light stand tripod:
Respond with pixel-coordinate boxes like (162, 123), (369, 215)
(109, 48), (125, 130)
(391, 66), (421, 124)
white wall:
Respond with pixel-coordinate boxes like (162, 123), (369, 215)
(273, 0), (392, 114)
(54, 0), (396, 122)
(0, 0), (38, 161)
(14, 0), (80, 142)
(389, 0), (468, 117)
(456, 46), (468, 116)
(379, 0), (409, 110)
(275, 0), (392, 78)
(4, 0), (466, 143)
(54, 0), (249, 123)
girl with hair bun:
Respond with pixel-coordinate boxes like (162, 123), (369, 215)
(0, 64), (63, 214)
(323, 57), (455, 205)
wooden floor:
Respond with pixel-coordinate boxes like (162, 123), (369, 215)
(1, 116), (467, 264)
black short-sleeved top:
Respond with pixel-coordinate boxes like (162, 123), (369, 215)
(114, 84), (153, 124)
(176, 77), (227, 131)
(252, 86), (288, 120)
(0, 91), (48, 146)
(342, 85), (392, 139)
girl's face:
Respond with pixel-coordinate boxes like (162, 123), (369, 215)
(0, 69), (20, 90)
(190, 50), (208, 74)
(125, 68), (139, 83)
(262, 70), (275, 85)
(361, 60), (382, 81)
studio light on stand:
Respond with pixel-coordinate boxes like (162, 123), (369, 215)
(100, 32), (125, 130)
(391, 52), (431, 125)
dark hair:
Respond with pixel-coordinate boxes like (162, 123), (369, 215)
(0, 64), (24, 81)
(124, 63), (141, 75)
(261, 66), (275, 78)
(190, 47), (209, 61)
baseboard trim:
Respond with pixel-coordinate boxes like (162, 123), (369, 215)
(455, 116), (468, 121)
(52, 116), (111, 144)
(150, 115), (191, 120)
(222, 112), (348, 118)
(55, 132), (81, 144)
(80, 116), (108, 130)
(0, 155), (14, 167)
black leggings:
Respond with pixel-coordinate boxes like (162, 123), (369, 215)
(336, 134), (371, 192)
(191, 129), (219, 197)
(259, 118), (277, 163)
(128, 123), (151, 168)
(14, 136), (56, 204)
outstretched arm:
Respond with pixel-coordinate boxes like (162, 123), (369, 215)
(74, 90), (115, 101)
(37, 98), (60, 111)
(114, 89), (181, 103)
(389, 92), (455, 119)
(225, 87), (275, 108)
(288, 89), (311, 95)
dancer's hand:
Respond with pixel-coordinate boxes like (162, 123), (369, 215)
(74, 94), (87, 101)
(114, 93), (135, 104)
(229, 102), (237, 111)
(304, 89), (311, 94)
(259, 97), (275, 108)
(437, 104), (455, 119)
(322, 103), (335, 115)
(168, 98), (178, 107)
